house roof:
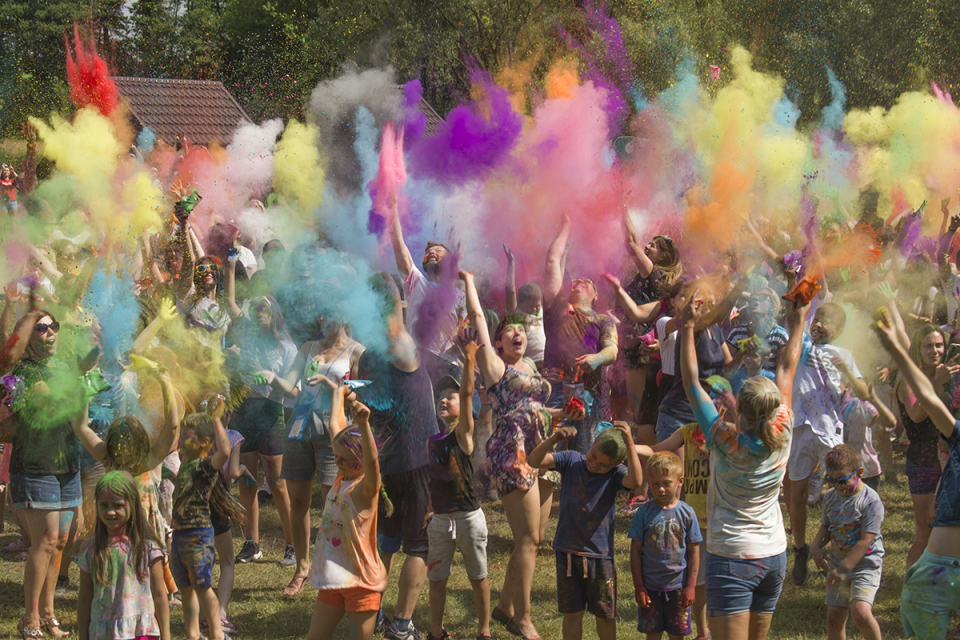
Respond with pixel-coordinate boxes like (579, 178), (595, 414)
(408, 87), (444, 137)
(113, 77), (251, 146)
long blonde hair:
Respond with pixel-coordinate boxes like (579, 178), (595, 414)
(737, 377), (789, 452)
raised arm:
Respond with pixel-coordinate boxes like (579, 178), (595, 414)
(875, 314), (956, 437)
(543, 214), (571, 307)
(224, 254), (242, 319)
(528, 426), (576, 469)
(601, 273), (661, 323)
(776, 298), (810, 402)
(615, 421), (643, 489)
(460, 270), (505, 385)
(387, 196), (415, 280)
(208, 416), (230, 471)
(131, 298), (178, 355)
(350, 398), (381, 512)
(0, 305), (42, 374)
(679, 293), (720, 436)
(328, 383), (351, 442)
(72, 403), (107, 464)
(455, 335), (479, 456)
(143, 369), (181, 470)
(621, 199), (654, 274)
(504, 244), (518, 314)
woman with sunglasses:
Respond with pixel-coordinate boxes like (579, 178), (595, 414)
(180, 256), (233, 348)
(229, 296), (297, 568)
(8, 310), (86, 639)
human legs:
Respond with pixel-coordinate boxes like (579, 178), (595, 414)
(284, 478), (317, 591)
(561, 611), (585, 640)
(214, 530), (235, 618)
(849, 601), (881, 640)
(238, 451), (261, 544)
(261, 453), (293, 546)
(907, 493), (936, 570)
(496, 483), (542, 637)
(21, 508), (69, 628)
(537, 477), (553, 550)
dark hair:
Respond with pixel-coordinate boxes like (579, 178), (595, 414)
(824, 444), (862, 474)
(104, 417), (152, 471)
(91, 471), (162, 585)
(517, 282), (541, 304)
(493, 313), (529, 353)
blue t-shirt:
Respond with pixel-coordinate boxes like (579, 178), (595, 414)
(629, 500), (703, 591)
(933, 421), (960, 527)
(551, 450), (628, 559)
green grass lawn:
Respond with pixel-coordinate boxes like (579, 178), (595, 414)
(0, 467), (920, 639)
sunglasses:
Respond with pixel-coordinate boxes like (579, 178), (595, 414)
(35, 321), (60, 334)
(195, 263), (217, 274)
(825, 467), (861, 485)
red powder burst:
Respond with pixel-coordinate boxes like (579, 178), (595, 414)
(65, 24), (117, 117)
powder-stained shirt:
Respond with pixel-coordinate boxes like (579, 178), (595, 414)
(404, 267), (467, 356)
(11, 357), (81, 476)
(171, 456), (219, 530)
(793, 338), (860, 443)
(840, 391), (882, 478)
(357, 351), (438, 475)
(551, 450), (627, 559)
(821, 484), (885, 571)
(726, 323), (789, 371)
(629, 500), (702, 591)
(681, 423), (710, 530)
(706, 402), (792, 559)
(427, 430), (479, 514)
(76, 538), (164, 640)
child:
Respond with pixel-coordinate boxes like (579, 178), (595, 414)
(728, 339), (775, 395)
(305, 386), (387, 640)
(527, 422), (643, 640)
(427, 334), (491, 640)
(76, 470), (170, 640)
(790, 302), (868, 585)
(811, 445), (884, 640)
(838, 379), (895, 492)
(629, 452), (702, 640)
(169, 411), (234, 640)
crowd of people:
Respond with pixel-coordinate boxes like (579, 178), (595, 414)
(0, 156), (959, 640)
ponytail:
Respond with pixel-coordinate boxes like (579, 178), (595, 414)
(737, 377), (789, 452)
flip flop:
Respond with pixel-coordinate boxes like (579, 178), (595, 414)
(505, 620), (541, 640)
(283, 574), (308, 597)
(491, 609), (511, 628)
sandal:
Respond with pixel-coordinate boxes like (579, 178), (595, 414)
(40, 618), (69, 638)
(505, 620), (540, 640)
(491, 609), (511, 628)
(221, 617), (238, 634)
(18, 617), (43, 639)
(477, 634), (496, 640)
(283, 574), (308, 597)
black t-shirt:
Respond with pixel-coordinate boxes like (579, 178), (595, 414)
(659, 324), (726, 422)
(357, 351), (438, 476)
(427, 430), (479, 514)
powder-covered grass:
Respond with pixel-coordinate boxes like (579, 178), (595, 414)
(0, 464), (923, 639)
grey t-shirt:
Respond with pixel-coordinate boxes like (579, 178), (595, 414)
(821, 484), (885, 571)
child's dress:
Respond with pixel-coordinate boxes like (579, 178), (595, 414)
(76, 538), (164, 640)
(308, 474), (386, 592)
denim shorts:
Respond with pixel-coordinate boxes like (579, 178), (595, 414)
(170, 527), (215, 589)
(705, 551), (787, 616)
(656, 412), (687, 443)
(10, 472), (82, 510)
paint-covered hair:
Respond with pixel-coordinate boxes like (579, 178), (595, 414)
(824, 444), (862, 475)
(182, 412), (215, 440)
(737, 376), (789, 452)
(333, 426), (393, 516)
(593, 429), (627, 464)
(493, 313), (529, 353)
(104, 416), (152, 472)
(647, 451), (683, 478)
(91, 471), (161, 586)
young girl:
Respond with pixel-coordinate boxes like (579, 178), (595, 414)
(304, 385), (387, 640)
(76, 470), (170, 640)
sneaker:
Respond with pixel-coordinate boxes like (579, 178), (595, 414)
(375, 610), (390, 636)
(807, 467), (824, 506)
(792, 544), (811, 586)
(384, 621), (422, 640)
(235, 539), (262, 563)
(278, 544), (296, 567)
(55, 575), (70, 597)
(619, 495), (647, 515)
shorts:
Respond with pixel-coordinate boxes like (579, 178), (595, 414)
(705, 551), (787, 616)
(788, 423), (836, 481)
(170, 527), (215, 589)
(377, 466), (430, 558)
(282, 428), (337, 486)
(211, 502), (231, 537)
(556, 553), (617, 619)
(427, 509), (488, 581)
(656, 412), (686, 443)
(316, 587), (382, 612)
(863, 475), (880, 492)
(636, 360), (661, 426)
(234, 397), (285, 456)
(637, 589), (690, 636)
(10, 472), (82, 510)
(825, 564), (882, 607)
(4, 200), (16, 212)
(901, 550), (960, 639)
(905, 460), (941, 495)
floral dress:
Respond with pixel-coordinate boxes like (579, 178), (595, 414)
(486, 359), (556, 496)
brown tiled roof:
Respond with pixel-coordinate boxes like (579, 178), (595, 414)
(113, 77), (251, 146)
(407, 87), (444, 137)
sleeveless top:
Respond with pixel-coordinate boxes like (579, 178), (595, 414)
(308, 474), (386, 592)
(304, 341), (361, 416)
(897, 393), (942, 468)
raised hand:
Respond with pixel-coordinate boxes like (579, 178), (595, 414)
(600, 272), (622, 290)
(503, 244), (514, 263)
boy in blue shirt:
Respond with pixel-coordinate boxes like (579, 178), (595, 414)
(528, 423), (642, 640)
(629, 451), (702, 640)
